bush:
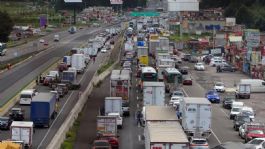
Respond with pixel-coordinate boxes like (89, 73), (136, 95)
(97, 61), (114, 75)
(61, 141), (73, 149)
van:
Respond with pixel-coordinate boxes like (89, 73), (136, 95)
(19, 89), (37, 105)
(54, 34), (59, 42)
(240, 79), (265, 93)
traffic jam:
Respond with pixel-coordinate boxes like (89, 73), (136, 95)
(0, 26), (122, 148)
(93, 17), (265, 149)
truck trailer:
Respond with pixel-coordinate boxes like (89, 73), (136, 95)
(143, 82), (165, 106)
(104, 97), (123, 116)
(180, 97), (212, 139)
(11, 121), (33, 148)
(145, 121), (189, 149)
(30, 93), (56, 127)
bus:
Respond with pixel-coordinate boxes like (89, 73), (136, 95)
(157, 64), (172, 81)
(141, 67), (157, 82)
(163, 67), (182, 93)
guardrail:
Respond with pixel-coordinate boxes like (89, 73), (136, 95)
(47, 32), (124, 149)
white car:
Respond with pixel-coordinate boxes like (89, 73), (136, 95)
(108, 113), (123, 129)
(169, 96), (182, 107)
(101, 47), (107, 53)
(239, 123), (246, 138)
(39, 39), (45, 43)
(194, 62), (205, 71)
(214, 82), (225, 92)
(230, 107), (243, 119)
(245, 138), (265, 149)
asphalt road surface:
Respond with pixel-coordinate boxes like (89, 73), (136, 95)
(0, 25), (121, 148)
(0, 27), (104, 107)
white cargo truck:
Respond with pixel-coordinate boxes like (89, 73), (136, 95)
(71, 54), (85, 73)
(11, 121), (33, 148)
(145, 121), (189, 149)
(180, 97), (212, 139)
(143, 82), (165, 106)
(143, 106), (179, 126)
(104, 97), (123, 116)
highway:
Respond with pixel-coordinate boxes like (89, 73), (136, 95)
(0, 24), (120, 148)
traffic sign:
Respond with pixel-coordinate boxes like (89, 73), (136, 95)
(130, 11), (160, 17)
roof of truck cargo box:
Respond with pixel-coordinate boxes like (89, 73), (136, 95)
(32, 92), (54, 102)
(143, 82), (165, 87)
(11, 121), (33, 127)
(145, 106), (178, 121)
(147, 121), (188, 143)
(110, 70), (130, 80)
(183, 97), (211, 105)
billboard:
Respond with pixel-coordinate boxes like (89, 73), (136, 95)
(167, 0), (199, 11)
(226, 18), (236, 26)
(245, 29), (260, 48)
(64, 0), (82, 2)
(110, 0), (123, 4)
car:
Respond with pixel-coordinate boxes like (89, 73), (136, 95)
(179, 66), (189, 75)
(209, 59), (226, 67)
(99, 134), (119, 149)
(9, 108), (24, 121)
(0, 117), (12, 130)
(194, 62), (205, 71)
(189, 138), (209, 149)
(44, 41), (49, 46)
(182, 54), (191, 61)
(122, 101), (130, 116)
(240, 106), (255, 121)
(92, 140), (111, 149)
(189, 56), (198, 63)
(245, 129), (265, 143)
(101, 47), (107, 53)
(245, 138), (265, 149)
(39, 39), (45, 43)
(230, 106), (243, 120)
(233, 114), (251, 131)
(239, 123), (247, 139)
(169, 96), (182, 107)
(213, 82), (225, 92)
(182, 75), (193, 85)
(218, 64), (236, 72)
(222, 96), (235, 109)
(108, 113), (123, 129)
(205, 90), (220, 103)
(170, 90), (184, 98)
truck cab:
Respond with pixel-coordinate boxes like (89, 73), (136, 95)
(56, 83), (69, 97)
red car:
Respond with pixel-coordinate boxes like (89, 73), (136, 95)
(245, 129), (265, 143)
(183, 76), (192, 85)
(99, 134), (119, 149)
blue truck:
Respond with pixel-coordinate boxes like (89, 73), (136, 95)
(30, 92), (56, 127)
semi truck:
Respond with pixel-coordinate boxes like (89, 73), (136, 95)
(11, 121), (33, 148)
(143, 82), (165, 106)
(145, 121), (189, 149)
(30, 93), (56, 127)
(104, 97), (122, 116)
(180, 97), (212, 139)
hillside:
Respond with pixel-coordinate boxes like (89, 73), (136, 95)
(200, 0), (265, 31)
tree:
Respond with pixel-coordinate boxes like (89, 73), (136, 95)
(235, 5), (253, 28)
(0, 11), (14, 42)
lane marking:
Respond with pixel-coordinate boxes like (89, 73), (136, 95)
(37, 91), (74, 149)
(137, 96), (139, 100)
(220, 108), (229, 119)
(210, 129), (222, 144)
(38, 54), (94, 149)
(137, 104), (139, 108)
(138, 135), (141, 141)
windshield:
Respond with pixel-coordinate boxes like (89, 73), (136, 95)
(173, 92), (183, 96)
(0, 117), (8, 121)
(249, 130), (264, 134)
(232, 108), (240, 112)
(191, 139), (207, 145)
(215, 83), (224, 86)
(20, 94), (32, 98)
(242, 111), (254, 116)
(237, 116), (251, 122)
(249, 139), (264, 145)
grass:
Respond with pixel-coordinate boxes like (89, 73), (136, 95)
(97, 60), (114, 75)
(61, 113), (82, 149)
